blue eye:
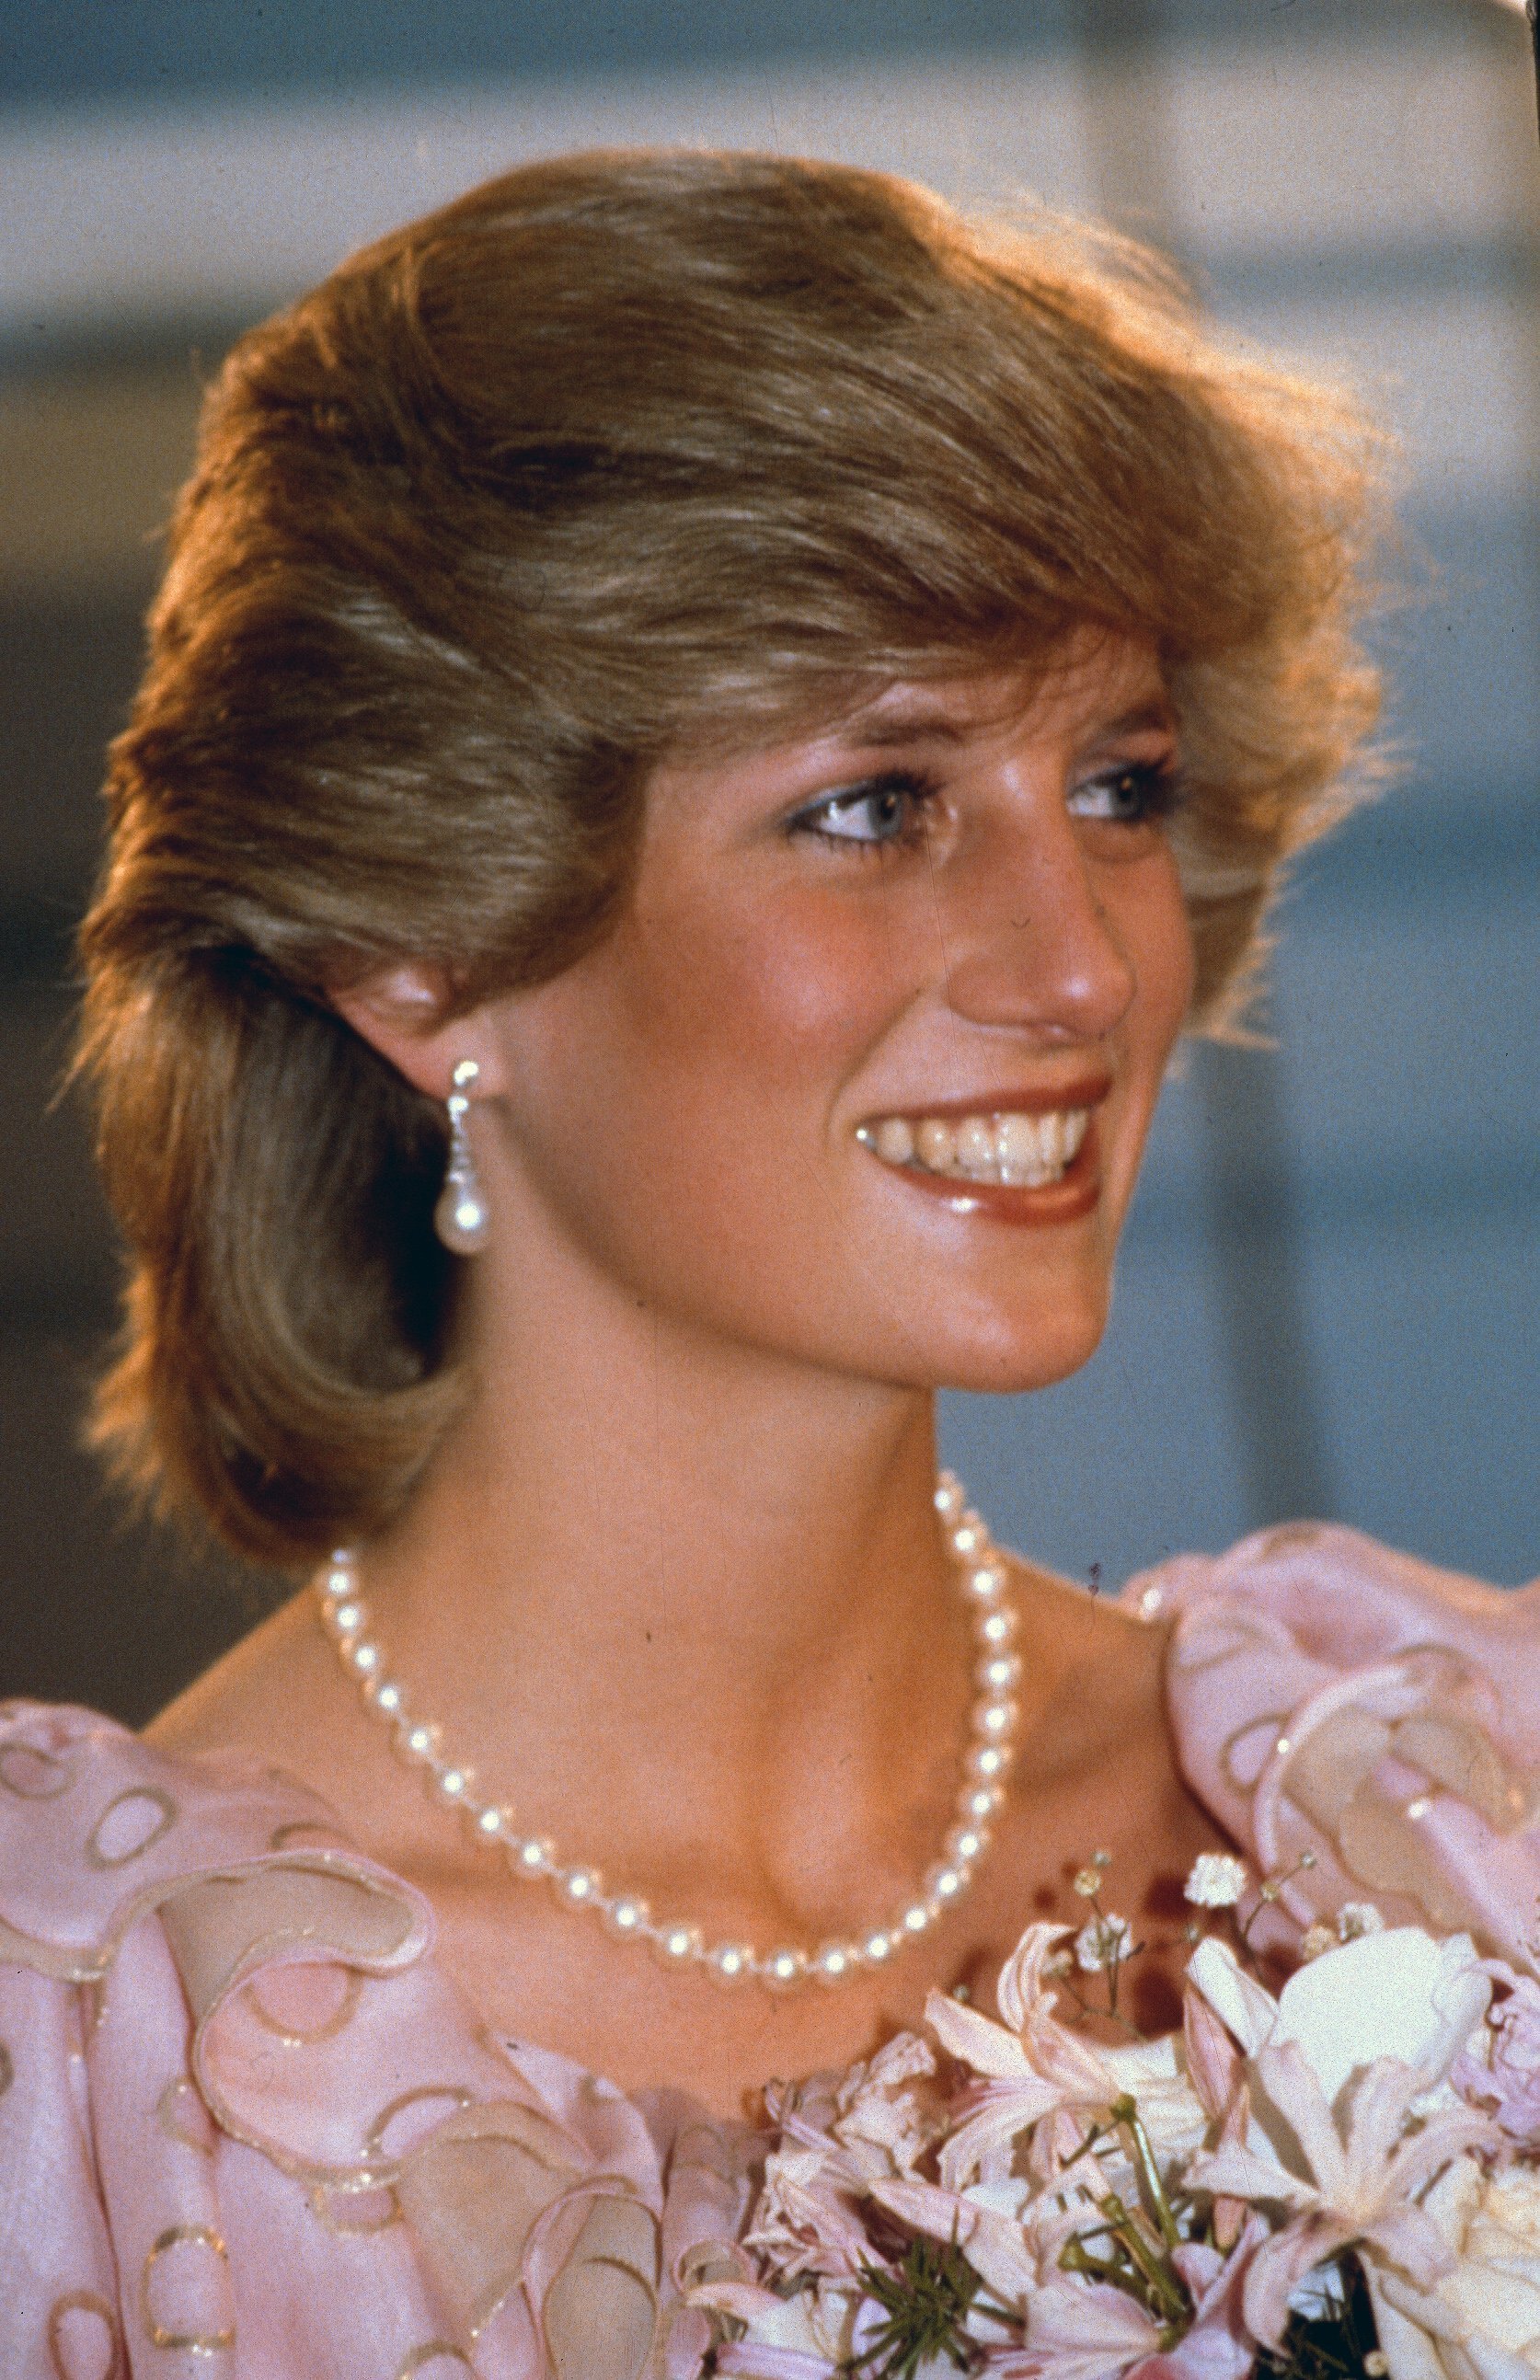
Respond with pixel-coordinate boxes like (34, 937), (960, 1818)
(790, 770), (938, 848)
(1067, 762), (1181, 826)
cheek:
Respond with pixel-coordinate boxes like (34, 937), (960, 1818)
(1119, 853), (1196, 1059)
(517, 885), (909, 1218)
(507, 890), (913, 1321)
(602, 887), (904, 1104)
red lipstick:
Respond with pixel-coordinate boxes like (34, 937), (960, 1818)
(867, 1115), (1103, 1225)
(855, 1076), (1110, 1227)
(866, 1075), (1112, 1125)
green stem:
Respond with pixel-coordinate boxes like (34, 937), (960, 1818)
(1059, 2238), (1122, 2284)
(1109, 2096), (1181, 2250)
(1097, 2194), (1188, 2325)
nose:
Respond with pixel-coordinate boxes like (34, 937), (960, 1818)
(937, 807), (1138, 1046)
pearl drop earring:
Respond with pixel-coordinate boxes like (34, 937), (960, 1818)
(433, 1059), (489, 1254)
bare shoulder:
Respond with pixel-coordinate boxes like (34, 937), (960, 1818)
(143, 1582), (436, 1874)
(144, 1586), (343, 1765)
(1007, 1551), (1166, 1684)
(1002, 1549), (1172, 1776)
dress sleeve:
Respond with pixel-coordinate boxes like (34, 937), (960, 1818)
(1126, 1524), (1540, 1968)
(0, 1699), (748, 2377)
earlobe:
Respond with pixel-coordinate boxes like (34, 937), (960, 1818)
(330, 964), (505, 1103)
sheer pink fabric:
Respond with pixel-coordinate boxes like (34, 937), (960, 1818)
(1129, 1523), (1540, 1967)
(2, 1524), (1535, 2375)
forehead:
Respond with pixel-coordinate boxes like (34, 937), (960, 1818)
(656, 628), (1171, 803)
(838, 631), (1170, 752)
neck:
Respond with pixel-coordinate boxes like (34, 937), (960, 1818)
(357, 1237), (969, 1931)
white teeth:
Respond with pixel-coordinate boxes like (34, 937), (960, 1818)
(996, 1114), (1045, 1184)
(915, 1119), (957, 1173)
(954, 1116), (996, 1179)
(860, 1106), (1093, 1188)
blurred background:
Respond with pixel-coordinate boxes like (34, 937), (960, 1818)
(2, 0), (1536, 1725)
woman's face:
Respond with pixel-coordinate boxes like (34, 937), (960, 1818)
(481, 629), (1195, 1394)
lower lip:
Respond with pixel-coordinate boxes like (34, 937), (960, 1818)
(861, 1118), (1104, 1226)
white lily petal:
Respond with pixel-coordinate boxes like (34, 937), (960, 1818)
(1188, 1935), (1281, 2056)
(871, 2176), (1039, 2313)
(1188, 2139), (1319, 2212)
(1254, 2040), (1352, 2200)
(924, 1988), (1036, 2080)
(1023, 2276), (1164, 2378)
(1275, 1928), (1489, 2103)
(937, 2087), (1064, 2190)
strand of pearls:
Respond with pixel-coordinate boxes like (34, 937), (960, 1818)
(316, 1472), (1020, 1993)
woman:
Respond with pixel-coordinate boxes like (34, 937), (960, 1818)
(4, 152), (1535, 2376)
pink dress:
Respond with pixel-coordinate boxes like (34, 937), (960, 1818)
(3, 1523), (1537, 2378)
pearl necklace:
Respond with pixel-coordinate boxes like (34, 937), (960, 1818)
(316, 1473), (1020, 1993)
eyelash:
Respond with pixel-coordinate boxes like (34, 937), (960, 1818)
(1066, 760), (1185, 828)
(787, 769), (942, 854)
(787, 759), (1183, 852)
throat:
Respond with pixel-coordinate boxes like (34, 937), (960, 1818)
(318, 1470), (1003, 1995)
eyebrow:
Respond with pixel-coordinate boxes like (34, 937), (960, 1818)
(836, 694), (1178, 752)
(840, 709), (968, 749)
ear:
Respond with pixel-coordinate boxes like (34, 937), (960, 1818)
(330, 964), (508, 1103)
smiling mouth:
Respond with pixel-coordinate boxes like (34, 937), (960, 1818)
(856, 1104), (1095, 1190)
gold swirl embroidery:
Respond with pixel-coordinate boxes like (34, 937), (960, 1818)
(155, 2075), (215, 2157)
(396, 2349), (473, 2377)
(1275, 1673), (1537, 1937)
(47, 2289), (125, 2380)
(244, 1964), (362, 2046)
(80, 1976), (109, 2043)
(0, 1741), (75, 1799)
(267, 1819), (337, 1852)
(363, 2083), (475, 2165)
(308, 2178), (402, 2235)
(0, 2040), (13, 2098)
(140, 2225), (236, 2354)
(1169, 1615), (1277, 1675)
(1220, 1712), (1293, 1795)
(85, 1787), (178, 1870)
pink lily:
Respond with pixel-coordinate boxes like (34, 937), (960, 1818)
(868, 2171), (1039, 2315)
(1181, 1983), (1243, 2125)
(744, 2036), (938, 2287)
(988, 2220), (1265, 2380)
(930, 1926), (1208, 2197)
(1187, 2042), (1499, 2346)
(927, 1926), (1142, 2187)
(1452, 1961), (1540, 2144)
(742, 2149), (882, 2284)
(1001, 2279), (1173, 2380)
(692, 2275), (888, 2377)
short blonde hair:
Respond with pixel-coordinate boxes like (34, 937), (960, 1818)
(78, 150), (1385, 1566)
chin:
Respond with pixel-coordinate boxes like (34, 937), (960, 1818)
(912, 1290), (1113, 1397)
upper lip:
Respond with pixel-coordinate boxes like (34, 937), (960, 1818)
(859, 1075), (1113, 1125)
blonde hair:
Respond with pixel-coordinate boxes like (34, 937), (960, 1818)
(78, 149), (1385, 1566)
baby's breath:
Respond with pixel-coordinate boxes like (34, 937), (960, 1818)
(1075, 1914), (1133, 1974)
(1184, 1851), (1247, 1909)
(1337, 1902), (1385, 1941)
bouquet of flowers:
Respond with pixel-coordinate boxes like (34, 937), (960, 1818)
(684, 1855), (1540, 2380)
